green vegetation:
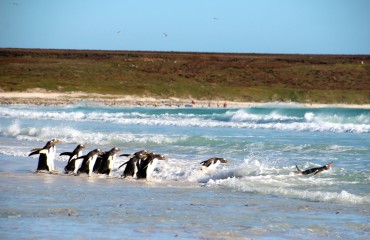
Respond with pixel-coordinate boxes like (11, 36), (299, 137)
(0, 48), (369, 104)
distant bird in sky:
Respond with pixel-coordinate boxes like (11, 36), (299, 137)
(13, 2), (19, 5)
(213, 17), (219, 21)
(163, 32), (168, 37)
(117, 30), (121, 34)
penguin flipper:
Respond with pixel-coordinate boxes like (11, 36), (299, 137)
(118, 161), (129, 169)
(75, 155), (86, 160)
(60, 152), (72, 156)
(29, 150), (41, 156)
(29, 149), (48, 156)
(295, 165), (303, 174)
(119, 154), (131, 157)
(200, 161), (212, 167)
(31, 148), (42, 152)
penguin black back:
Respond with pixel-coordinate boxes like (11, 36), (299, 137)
(61, 144), (86, 173)
(77, 149), (102, 175)
(137, 153), (167, 179)
(95, 147), (121, 175)
(29, 139), (59, 172)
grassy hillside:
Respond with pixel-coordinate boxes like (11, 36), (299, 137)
(1, 48), (369, 104)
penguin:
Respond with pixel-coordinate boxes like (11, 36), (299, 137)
(118, 150), (148, 178)
(76, 149), (103, 176)
(137, 153), (167, 180)
(295, 162), (333, 175)
(60, 144), (87, 174)
(200, 157), (228, 171)
(29, 139), (61, 172)
(94, 147), (121, 175)
(48, 139), (61, 171)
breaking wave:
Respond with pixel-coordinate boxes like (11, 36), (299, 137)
(0, 106), (369, 133)
(151, 158), (370, 205)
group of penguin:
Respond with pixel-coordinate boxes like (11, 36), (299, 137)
(29, 139), (229, 180)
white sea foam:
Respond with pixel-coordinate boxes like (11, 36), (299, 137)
(230, 109), (299, 122)
(0, 121), (187, 148)
(0, 107), (369, 133)
(1, 132), (368, 206)
(148, 157), (370, 205)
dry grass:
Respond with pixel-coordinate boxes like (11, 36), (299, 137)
(0, 48), (369, 104)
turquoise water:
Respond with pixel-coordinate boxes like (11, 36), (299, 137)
(0, 103), (369, 239)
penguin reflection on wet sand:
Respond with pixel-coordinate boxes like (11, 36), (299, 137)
(76, 149), (103, 176)
(29, 139), (61, 172)
(118, 150), (149, 178)
(60, 144), (87, 174)
(93, 147), (121, 175)
(137, 153), (168, 180)
(200, 157), (228, 171)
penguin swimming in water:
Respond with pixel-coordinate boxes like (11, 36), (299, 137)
(60, 144), (87, 174)
(118, 150), (149, 178)
(137, 153), (167, 180)
(93, 147), (121, 175)
(76, 149), (103, 176)
(295, 162), (333, 175)
(200, 157), (228, 171)
(29, 139), (61, 172)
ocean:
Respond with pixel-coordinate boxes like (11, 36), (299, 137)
(0, 103), (369, 239)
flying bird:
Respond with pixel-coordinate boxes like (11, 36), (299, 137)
(163, 32), (168, 37)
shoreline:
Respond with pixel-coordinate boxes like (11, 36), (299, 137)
(1, 91), (370, 109)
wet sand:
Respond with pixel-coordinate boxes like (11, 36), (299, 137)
(1, 90), (370, 109)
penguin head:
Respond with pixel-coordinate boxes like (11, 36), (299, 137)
(217, 158), (228, 164)
(93, 148), (104, 155)
(136, 150), (149, 158)
(111, 147), (121, 153)
(52, 139), (62, 144)
(157, 154), (168, 161)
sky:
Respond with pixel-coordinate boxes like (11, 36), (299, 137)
(1, 0), (370, 54)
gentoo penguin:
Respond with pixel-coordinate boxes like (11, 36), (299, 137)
(76, 149), (103, 176)
(93, 147), (121, 175)
(60, 144), (87, 174)
(137, 153), (167, 180)
(200, 157), (228, 171)
(29, 139), (61, 172)
(295, 162), (333, 175)
(48, 139), (61, 171)
(118, 150), (148, 178)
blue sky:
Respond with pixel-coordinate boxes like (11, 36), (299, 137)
(1, 0), (369, 54)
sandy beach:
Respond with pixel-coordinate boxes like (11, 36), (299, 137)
(1, 90), (370, 109)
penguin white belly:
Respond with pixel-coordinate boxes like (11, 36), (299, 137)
(73, 156), (83, 175)
(108, 155), (116, 175)
(146, 159), (158, 180)
(202, 161), (220, 171)
(133, 163), (139, 179)
(87, 155), (98, 176)
(46, 146), (56, 171)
